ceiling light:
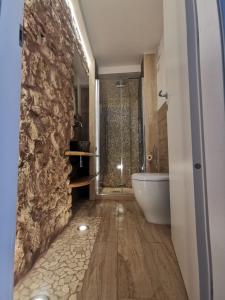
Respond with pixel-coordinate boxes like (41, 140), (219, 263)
(66, 0), (92, 67)
(77, 224), (89, 231)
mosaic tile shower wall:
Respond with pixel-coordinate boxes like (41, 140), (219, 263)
(99, 78), (142, 188)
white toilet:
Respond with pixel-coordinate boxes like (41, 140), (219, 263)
(132, 173), (170, 224)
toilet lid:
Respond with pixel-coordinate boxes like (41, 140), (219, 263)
(132, 173), (169, 181)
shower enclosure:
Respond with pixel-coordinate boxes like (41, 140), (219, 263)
(98, 75), (144, 195)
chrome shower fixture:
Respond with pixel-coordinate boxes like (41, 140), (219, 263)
(116, 79), (127, 88)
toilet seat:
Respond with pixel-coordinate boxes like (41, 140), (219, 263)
(132, 173), (169, 181)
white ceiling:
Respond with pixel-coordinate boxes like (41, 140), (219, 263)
(79, 0), (163, 69)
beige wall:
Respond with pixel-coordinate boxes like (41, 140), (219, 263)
(157, 36), (167, 110)
(157, 103), (169, 173)
(143, 54), (159, 172)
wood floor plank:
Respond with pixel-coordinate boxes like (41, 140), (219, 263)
(117, 201), (163, 299)
(120, 295), (168, 300)
(76, 198), (188, 300)
(117, 200), (188, 300)
(77, 242), (117, 300)
(95, 200), (118, 243)
(130, 200), (172, 244)
(74, 199), (118, 242)
(145, 242), (188, 300)
(130, 201), (178, 266)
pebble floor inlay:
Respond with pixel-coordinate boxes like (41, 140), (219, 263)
(14, 216), (101, 300)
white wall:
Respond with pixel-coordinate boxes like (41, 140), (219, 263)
(0, 0), (24, 298)
(156, 36), (167, 110)
(163, 0), (200, 299)
(196, 1), (225, 299)
(98, 64), (141, 75)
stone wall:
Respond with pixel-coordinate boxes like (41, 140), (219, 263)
(158, 103), (169, 173)
(15, 0), (80, 282)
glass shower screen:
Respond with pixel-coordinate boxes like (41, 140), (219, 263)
(98, 76), (143, 195)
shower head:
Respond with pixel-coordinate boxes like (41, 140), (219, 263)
(116, 79), (127, 88)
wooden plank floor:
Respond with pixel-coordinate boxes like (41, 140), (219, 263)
(75, 198), (188, 300)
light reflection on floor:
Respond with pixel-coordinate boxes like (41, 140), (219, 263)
(100, 187), (133, 194)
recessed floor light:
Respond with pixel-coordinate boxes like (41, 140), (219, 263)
(77, 224), (89, 231)
(30, 295), (49, 300)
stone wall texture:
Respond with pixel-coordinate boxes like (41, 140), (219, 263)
(15, 0), (80, 282)
(158, 103), (169, 173)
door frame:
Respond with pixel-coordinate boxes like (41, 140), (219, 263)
(186, 1), (213, 299)
(0, 0), (24, 298)
(0, 0), (224, 299)
(186, 0), (225, 299)
(195, 0), (225, 299)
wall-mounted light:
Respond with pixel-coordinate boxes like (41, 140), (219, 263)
(66, 0), (92, 67)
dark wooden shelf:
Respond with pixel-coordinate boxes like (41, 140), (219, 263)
(64, 151), (99, 157)
(68, 175), (97, 189)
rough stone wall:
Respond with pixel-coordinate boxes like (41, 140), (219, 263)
(158, 103), (169, 173)
(15, 0), (79, 282)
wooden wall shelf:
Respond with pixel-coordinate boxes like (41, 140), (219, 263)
(64, 151), (98, 157)
(68, 175), (97, 189)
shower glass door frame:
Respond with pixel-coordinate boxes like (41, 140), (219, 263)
(97, 75), (143, 195)
(119, 80), (124, 191)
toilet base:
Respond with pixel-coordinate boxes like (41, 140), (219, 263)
(132, 173), (171, 225)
